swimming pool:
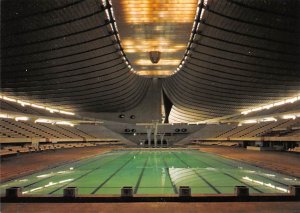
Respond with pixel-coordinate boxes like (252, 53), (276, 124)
(1, 150), (299, 196)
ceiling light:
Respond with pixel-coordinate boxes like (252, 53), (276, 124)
(35, 119), (52, 123)
(55, 121), (74, 127)
(45, 107), (59, 113)
(59, 110), (75, 116)
(274, 101), (285, 106)
(121, 1), (197, 24)
(260, 117), (277, 122)
(242, 119), (257, 124)
(31, 104), (45, 109)
(262, 104), (274, 110)
(3, 96), (16, 102)
(15, 117), (29, 121)
(282, 115), (296, 120)
(0, 94), (75, 116)
(241, 95), (300, 115)
(17, 100), (30, 107)
(137, 70), (173, 76)
(286, 97), (298, 103)
(135, 59), (180, 66)
(0, 114), (12, 119)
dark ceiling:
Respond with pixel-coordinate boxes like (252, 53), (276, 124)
(163, 0), (300, 122)
(1, 0), (300, 122)
(1, 0), (151, 113)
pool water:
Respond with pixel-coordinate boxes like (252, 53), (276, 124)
(1, 150), (299, 195)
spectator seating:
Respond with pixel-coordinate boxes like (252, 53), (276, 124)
(0, 142), (124, 158)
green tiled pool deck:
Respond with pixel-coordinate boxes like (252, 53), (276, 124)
(1, 150), (299, 196)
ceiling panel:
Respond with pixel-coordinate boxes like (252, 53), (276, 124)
(112, 0), (198, 77)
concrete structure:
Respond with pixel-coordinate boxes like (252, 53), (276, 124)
(1, 0), (300, 212)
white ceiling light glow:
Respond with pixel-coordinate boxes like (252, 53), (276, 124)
(15, 117), (29, 121)
(241, 95), (300, 115)
(0, 94), (76, 116)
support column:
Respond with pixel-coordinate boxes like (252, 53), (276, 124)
(146, 127), (152, 148)
(154, 122), (158, 147)
(160, 133), (165, 147)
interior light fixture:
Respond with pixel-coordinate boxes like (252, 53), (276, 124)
(0, 114), (12, 119)
(45, 107), (59, 113)
(242, 119), (257, 124)
(59, 110), (75, 116)
(241, 95), (300, 115)
(1, 94), (75, 116)
(17, 100), (30, 107)
(121, 40), (186, 53)
(282, 115), (296, 120)
(121, 0), (197, 24)
(273, 101), (285, 107)
(135, 59), (181, 66)
(260, 117), (277, 122)
(137, 70), (173, 76)
(31, 104), (45, 109)
(55, 121), (74, 127)
(35, 119), (52, 124)
(3, 96), (16, 102)
(15, 117), (29, 121)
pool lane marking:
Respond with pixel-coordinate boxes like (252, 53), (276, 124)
(198, 152), (289, 187)
(171, 152), (221, 194)
(185, 152), (263, 193)
(134, 157), (149, 194)
(48, 152), (130, 194)
(162, 157), (178, 194)
(91, 152), (140, 194)
(22, 152), (115, 188)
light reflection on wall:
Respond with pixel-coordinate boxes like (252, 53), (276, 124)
(112, 0), (198, 77)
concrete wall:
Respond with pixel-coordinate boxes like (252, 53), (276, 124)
(76, 124), (135, 145)
(103, 121), (204, 145)
(80, 78), (163, 124)
(176, 124), (236, 145)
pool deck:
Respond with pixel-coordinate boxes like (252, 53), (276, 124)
(2, 201), (300, 213)
(0, 146), (119, 182)
(196, 146), (300, 178)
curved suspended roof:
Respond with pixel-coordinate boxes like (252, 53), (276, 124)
(1, 0), (300, 122)
(1, 0), (151, 113)
(163, 0), (300, 122)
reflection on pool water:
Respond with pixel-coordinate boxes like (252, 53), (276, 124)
(1, 150), (299, 195)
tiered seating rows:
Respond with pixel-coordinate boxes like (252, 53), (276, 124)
(0, 142), (123, 157)
(0, 100), (72, 119)
(191, 141), (239, 147)
(215, 118), (300, 139)
(288, 146), (300, 153)
(0, 119), (96, 139)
